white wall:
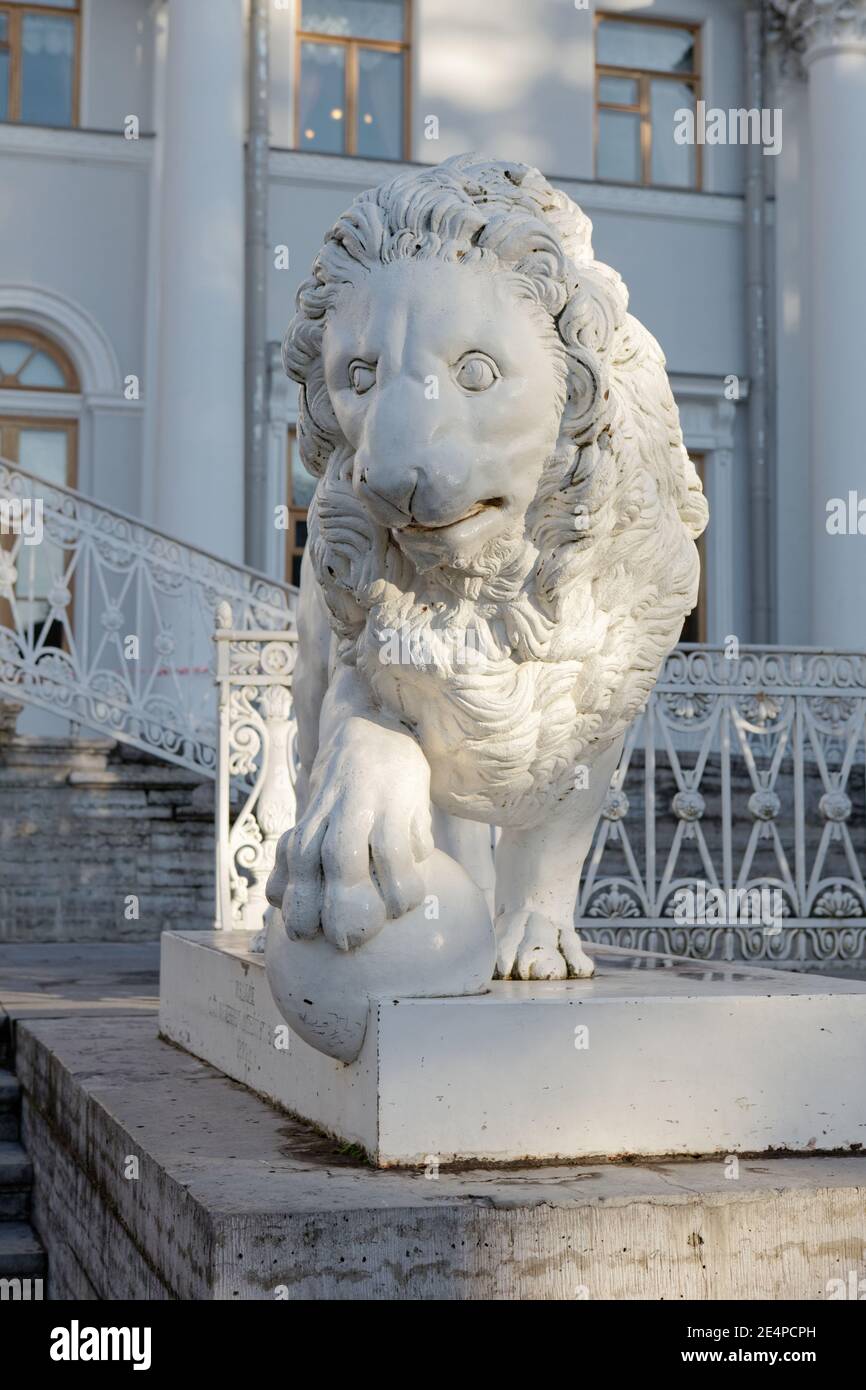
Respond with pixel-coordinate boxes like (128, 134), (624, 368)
(412, 0), (595, 174)
(0, 134), (150, 516)
(0, 158), (148, 374)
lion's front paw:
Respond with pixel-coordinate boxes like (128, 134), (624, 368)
(265, 725), (435, 952)
(494, 910), (595, 981)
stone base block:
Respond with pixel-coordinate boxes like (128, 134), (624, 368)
(159, 930), (866, 1167)
(15, 1011), (866, 1300)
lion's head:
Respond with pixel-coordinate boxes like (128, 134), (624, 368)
(283, 155), (707, 796)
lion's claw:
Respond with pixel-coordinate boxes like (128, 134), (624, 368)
(265, 728), (434, 948)
(494, 909), (594, 980)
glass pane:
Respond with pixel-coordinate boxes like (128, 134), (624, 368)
(21, 15), (75, 127)
(651, 80), (696, 188)
(598, 75), (638, 106)
(18, 428), (68, 486)
(299, 42), (346, 154)
(15, 429), (70, 628)
(597, 20), (695, 75)
(17, 350), (65, 388)
(3, 1), (77, 7)
(0, 340), (32, 376)
(290, 435), (316, 508)
(597, 109), (641, 183)
(357, 47), (402, 159)
(301, 1), (404, 42)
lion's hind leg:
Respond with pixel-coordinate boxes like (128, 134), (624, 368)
(431, 807), (496, 918)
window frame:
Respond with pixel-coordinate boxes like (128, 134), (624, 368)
(0, 413), (78, 486)
(0, 0), (81, 129)
(0, 323), (79, 392)
(0, 413), (78, 647)
(594, 10), (701, 192)
(0, 324), (81, 639)
(294, 0), (412, 159)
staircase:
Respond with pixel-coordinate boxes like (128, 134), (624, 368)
(1, 456), (298, 938)
(0, 457), (296, 777)
(0, 1056), (45, 1294)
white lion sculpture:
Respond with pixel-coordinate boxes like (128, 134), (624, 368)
(267, 154), (707, 988)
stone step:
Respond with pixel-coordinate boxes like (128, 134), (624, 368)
(0, 1222), (46, 1281)
(0, 1070), (20, 1141)
(0, 1142), (33, 1221)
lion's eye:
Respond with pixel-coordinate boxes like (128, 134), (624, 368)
(454, 353), (499, 393)
(349, 360), (376, 395)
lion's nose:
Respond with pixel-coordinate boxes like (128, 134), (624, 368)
(356, 461), (419, 526)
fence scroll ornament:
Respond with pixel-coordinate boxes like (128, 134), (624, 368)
(578, 646), (866, 971)
(214, 604), (299, 936)
(0, 459), (294, 776)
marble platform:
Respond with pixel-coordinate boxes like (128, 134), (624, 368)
(159, 930), (866, 1167)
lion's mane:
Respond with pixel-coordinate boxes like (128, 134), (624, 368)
(282, 155), (707, 816)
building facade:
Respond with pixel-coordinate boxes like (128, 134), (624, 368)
(1, 0), (865, 669)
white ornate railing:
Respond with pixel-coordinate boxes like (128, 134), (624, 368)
(578, 646), (866, 972)
(213, 637), (866, 972)
(214, 607), (298, 934)
(0, 459), (295, 775)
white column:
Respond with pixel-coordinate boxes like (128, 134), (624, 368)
(154, 0), (245, 561)
(787, 2), (866, 648)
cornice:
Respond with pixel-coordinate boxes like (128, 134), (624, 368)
(0, 124), (152, 167)
(268, 150), (745, 226)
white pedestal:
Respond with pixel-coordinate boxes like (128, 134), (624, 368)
(159, 931), (866, 1167)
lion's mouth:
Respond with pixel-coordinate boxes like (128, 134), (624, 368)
(402, 498), (505, 534)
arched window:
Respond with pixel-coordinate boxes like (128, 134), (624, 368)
(0, 324), (78, 481)
(0, 325), (78, 392)
(0, 323), (79, 640)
